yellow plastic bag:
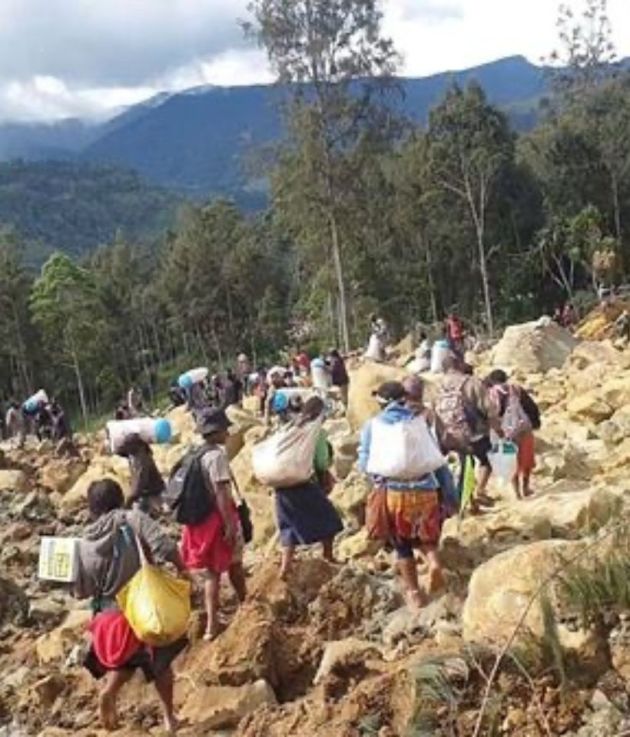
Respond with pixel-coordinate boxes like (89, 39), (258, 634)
(117, 538), (191, 647)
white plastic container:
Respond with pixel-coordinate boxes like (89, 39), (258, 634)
(430, 340), (451, 374)
(489, 441), (519, 484)
(107, 417), (172, 453)
(178, 367), (209, 390)
(311, 358), (331, 391)
(38, 537), (80, 583)
(23, 389), (49, 414)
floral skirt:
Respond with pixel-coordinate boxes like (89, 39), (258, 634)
(386, 489), (441, 546)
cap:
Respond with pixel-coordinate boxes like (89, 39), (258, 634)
(196, 408), (232, 436)
(373, 381), (406, 404)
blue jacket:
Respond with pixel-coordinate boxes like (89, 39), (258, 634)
(359, 402), (458, 504)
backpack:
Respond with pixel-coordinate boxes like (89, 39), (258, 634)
(502, 386), (534, 441)
(165, 447), (215, 525)
(435, 376), (475, 452)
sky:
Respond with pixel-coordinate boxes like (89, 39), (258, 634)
(1, 0), (630, 124)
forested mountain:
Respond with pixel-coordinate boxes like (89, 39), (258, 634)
(0, 56), (548, 204)
(0, 161), (181, 263)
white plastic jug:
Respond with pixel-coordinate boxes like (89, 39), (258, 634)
(23, 389), (48, 414)
(430, 341), (451, 374)
(178, 367), (209, 390)
(107, 418), (172, 454)
(489, 441), (519, 484)
(311, 359), (331, 391)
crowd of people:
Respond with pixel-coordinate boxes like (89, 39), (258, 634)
(1, 395), (72, 450)
(16, 321), (543, 733)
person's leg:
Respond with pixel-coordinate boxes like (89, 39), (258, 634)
(395, 540), (427, 612)
(98, 669), (133, 730)
(154, 666), (178, 734)
(228, 562), (247, 604)
(321, 537), (337, 563)
(279, 545), (295, 580)
(422, 545), (445, 594)
(512, 474), (522, 499)
(203, 572), (221, 640)
(521, 472), (533, 497)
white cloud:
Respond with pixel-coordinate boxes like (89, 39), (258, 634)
(1, 0), (630, 123)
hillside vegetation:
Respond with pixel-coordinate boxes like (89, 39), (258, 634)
(0, 161), (181, 263)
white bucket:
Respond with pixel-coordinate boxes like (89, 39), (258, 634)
(430, 341), (451, 373)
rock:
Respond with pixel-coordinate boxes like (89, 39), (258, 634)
(347, 361), (407, 431)
(38, 458), (87, 496)
(462, 538), (609, 679)
(492, 318), (578, 374)
(568, 339), (627, 370)
(313, 638), (382, 684)
(329, 471), (369, 528)
(0, 577), (29, 628)
(61, 455), (130, 510)
(0, 469), (28, 493)
(597, 405), (630, 445)
(180, 679), (276, 730)
(337, 528), (381, 560)
(231, 427), (269, 495)
(442, 484), (622, 557)
(225, 405), (263, 460)
(383, 594), (462, 647)
(36, 610), (92, 664)
(567, 392), (613, 424)
(30, 675), (65, 708)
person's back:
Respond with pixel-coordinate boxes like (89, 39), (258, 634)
(118, 434), (165, 510)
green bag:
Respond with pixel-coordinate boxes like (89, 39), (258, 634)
(460, 455), (477, 513)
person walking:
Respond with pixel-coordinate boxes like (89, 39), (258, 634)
(359, 382), (454, 612)
(179, 409), (245, 641)
(116, 434), (165, 513)
(327, 349), (350, 408)
(434, 354), (502, 514)
(74, 479), (191, 733)
(272, 396), (343, 579)
(485, 370), (541, 499)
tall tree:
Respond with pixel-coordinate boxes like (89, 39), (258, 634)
(245, 0), (399, 350)
(31, 253), (105, 427)
(427, 84), (515, 333)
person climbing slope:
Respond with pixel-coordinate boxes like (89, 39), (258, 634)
(178, 409), (246, 641)
(74, 479), (191, 734)
(116, 433), (166, 513)
(434, 354), (502, 514)
(271, 396), (343, 580)
(359, 382), (454, 612)
(485, 369), (541, 499)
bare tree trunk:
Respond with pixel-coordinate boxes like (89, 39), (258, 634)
(611, 172), (622, 243)
(329, 212), (350, 352)
(71, 348), (89, 430)
(421, 232), (439, 325)
(476, 225), (494, 335)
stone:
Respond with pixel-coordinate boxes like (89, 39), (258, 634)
(180, 679), (276, 731)
(347, 361), (407, 431)
(491, 318), (577, 374)
(313, 638), (382, 684)
(38, 458), (87, 496)
(31, 675), (65, 708)
(567, 392), (613, 424)
(0, 577), (29, 628)
(35, 610), (92, 664)
(461, 538), (608, 679)
(382, 594), (462, 647)
(61, 456), (130, 511)
(337, 528), (381, 560)
(329, 471), (369, 528)
(0, 469), (28, 493)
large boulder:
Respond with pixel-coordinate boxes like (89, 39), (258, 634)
(38, 458), (88, 496)
(566, 392), (614, 424)
(0, 469), (28, 493)
(329, 471), (369, 528)
(180, 680), (276, 731)
(462, 538), (610, 681)
(347, 362), (406, 431)
(491, 318), (578, 374)
(0, 577), (29, 629)
(61, 455), (130, 511)
(35, 609), (92, 663)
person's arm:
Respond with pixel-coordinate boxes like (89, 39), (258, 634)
(358, 421), (372, 473)
(204, 450), (237, 543)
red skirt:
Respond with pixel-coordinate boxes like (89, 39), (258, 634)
(89, 610), (141, 669)
(517, 432), (536, 475)
(180, 508), (237, 574)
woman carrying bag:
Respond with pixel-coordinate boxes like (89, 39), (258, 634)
(74, 479), (192, 734)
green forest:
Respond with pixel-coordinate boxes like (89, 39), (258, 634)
(1, 0), (629, 423)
